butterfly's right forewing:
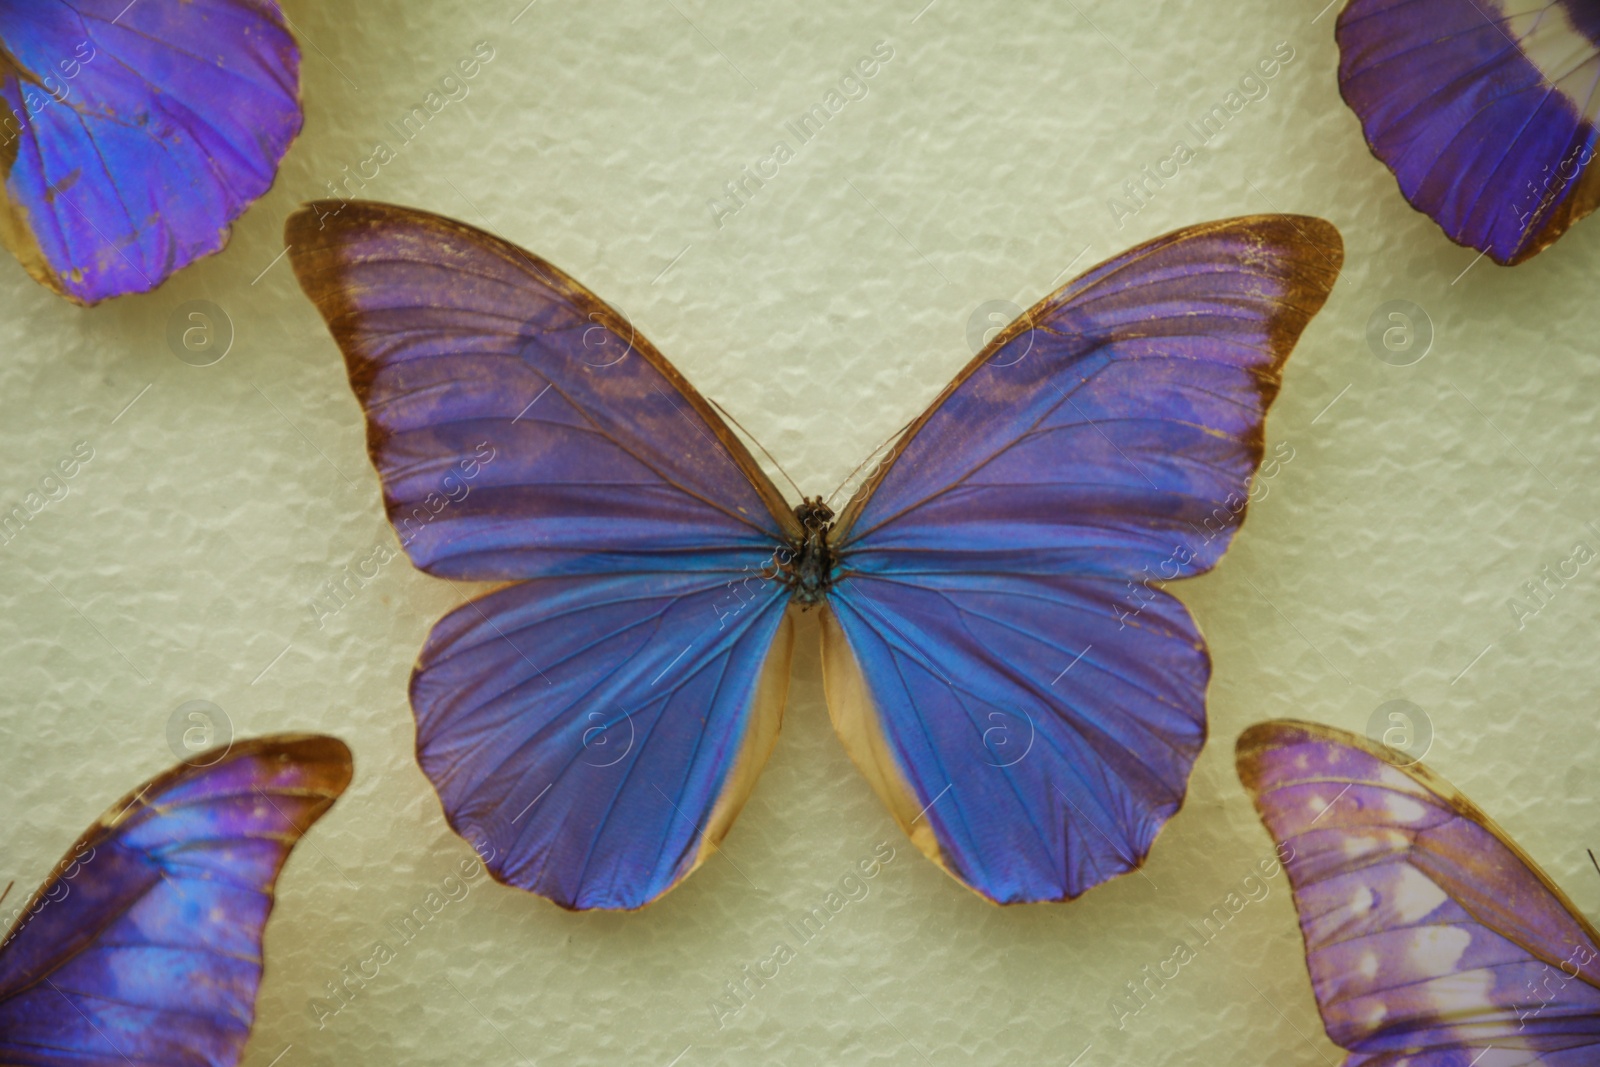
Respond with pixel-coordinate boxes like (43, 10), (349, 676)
(1238, 721), (1600, 1065)
(823, 216), (1342, 905)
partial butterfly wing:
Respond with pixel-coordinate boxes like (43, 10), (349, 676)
(1237, 720), (1600, 1065)
(1337, 0), (1600, 264)
(825, 216), (1343, 904)
(288, 201), (800, 911)
(0, 0), (302, 304)
(0, 734), (352, 1066)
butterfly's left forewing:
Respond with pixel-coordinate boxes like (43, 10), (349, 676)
(0, 735), (351, 1067)
(1238, 721), (1600, 1066)
(825, 216), (1343, 904)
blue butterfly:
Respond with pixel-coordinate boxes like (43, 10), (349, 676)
(1335, 0), (1600, 263)
(288, 201), (1342, 910)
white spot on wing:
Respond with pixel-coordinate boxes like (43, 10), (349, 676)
(1351, 885), (1374, 916)
(1384, 793), (1428, 824)
(1493, 0), (1600, 121)
(1406, 928), (1491, 1017)
(1389, 866), (1448, 924)
(1344, 835), (1380, 859)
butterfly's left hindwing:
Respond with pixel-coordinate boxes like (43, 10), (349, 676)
(415, 573), (794, 911)
(827, 216), (1343, 903)
(0, 0), (302, 304)
(1238, 721), (1600, 1066)
(0, 735), (351, 1067)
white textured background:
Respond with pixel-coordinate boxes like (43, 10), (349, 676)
(2, 0), (1598, 1064)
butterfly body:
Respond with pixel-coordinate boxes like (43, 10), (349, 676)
(782, 498), (838, 607)
(290, 203), (1342, 911)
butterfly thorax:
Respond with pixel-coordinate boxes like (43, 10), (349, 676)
(780, 498), (837, 607)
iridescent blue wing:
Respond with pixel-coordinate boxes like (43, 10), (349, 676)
(0, 735), (351, 1066)
(825, 216), (1343, 904)
(288, 201), (799, 910)
(1337, 0), (1600, 264)
(0, 0), (301, 304)
(1239, 720), (1600, 1065)
(413, 573), (792, 912)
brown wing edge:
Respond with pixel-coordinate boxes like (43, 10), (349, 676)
(832, 214), (1345, 542)
(0, 56), (58, 305)
(0, 38), (68, 304)
(1520, 162), (1600, 265)
(0, 733), (353, 963)
(1236, 718), (1600, 984)
(817, 604), (954, 887)
(680, 610), (795, 903)
(284, 200), (801, 542)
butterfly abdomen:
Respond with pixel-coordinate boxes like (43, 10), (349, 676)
(783, 498), (838, 607)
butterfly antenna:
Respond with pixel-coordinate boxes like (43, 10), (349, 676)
(1589, 849), (1600, 881)
(824, 413), (919, 510)
(0, 882), (12, 910)
(706, 396), (804, 502)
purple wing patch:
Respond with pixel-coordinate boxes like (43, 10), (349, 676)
(0, 0), (302, 304)
(287, 201), (795, 582)
(836, 216), (1343, 581)
(825, 216), (1342, 904)
(1337, 0), (1600, 264)
(1238, 720), (1600, 1065)
(0, 734), (351, 1067)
